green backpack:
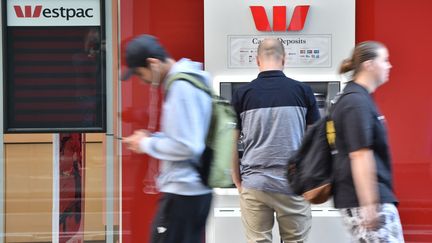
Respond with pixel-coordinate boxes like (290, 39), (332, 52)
(166, 73), (237, 188)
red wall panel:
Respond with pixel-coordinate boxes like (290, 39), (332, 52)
(120, 0), (204, 242)
(357, 0), (432, 241)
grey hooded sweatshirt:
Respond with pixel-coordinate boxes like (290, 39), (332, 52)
(139, 58), (212, 195)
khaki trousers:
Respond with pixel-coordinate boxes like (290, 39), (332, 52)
(239, 188), (311, 243)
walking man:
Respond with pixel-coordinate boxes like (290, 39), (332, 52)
(122, 34), (213, 243)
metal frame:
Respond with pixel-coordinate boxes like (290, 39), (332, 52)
(0, 0), (4, 240)
(105, 0), (116, 242)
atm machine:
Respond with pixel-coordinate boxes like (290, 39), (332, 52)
(220, 81), (340, 116)
(206, 80), (351, 243)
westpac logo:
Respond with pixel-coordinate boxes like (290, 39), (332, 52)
(13, 5), (41, 18)
(13, 5), (94, 20)
(250, 5), (310, 32)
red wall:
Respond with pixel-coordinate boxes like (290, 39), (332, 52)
(357, 1), (432, 241)
(120, 0), (432, 242)
(120, 0), (204, 242)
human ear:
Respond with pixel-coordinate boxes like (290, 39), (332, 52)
(147, 58), (160, 70)
(362, 59), (375, 71)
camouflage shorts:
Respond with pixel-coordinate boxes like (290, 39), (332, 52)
(340, 203), (405, 243)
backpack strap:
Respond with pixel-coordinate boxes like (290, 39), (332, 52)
(165, 72), (213, 97)
(326, 91), (356, 152)
(327, 91), (355, 116)
(165, 72), (214, 182)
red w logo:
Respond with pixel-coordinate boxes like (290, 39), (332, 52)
(250, 5), (310, 31)
(13, 5), (42, 18)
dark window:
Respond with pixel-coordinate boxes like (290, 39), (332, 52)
(4, 26), (106, 133)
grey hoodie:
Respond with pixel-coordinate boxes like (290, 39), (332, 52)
(139, 58), (212, 195)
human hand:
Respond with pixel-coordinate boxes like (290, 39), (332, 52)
(361, 204), (379, 230)
(231, 172), (242, 193)
(237, 185), (243, 193)
(234, 181), (242, 193)
(123, 130), (150, 153)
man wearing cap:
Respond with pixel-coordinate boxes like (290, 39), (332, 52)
(122, 35), (212, 243)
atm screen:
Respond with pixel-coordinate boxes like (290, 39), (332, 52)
(219, 82), (248, 102)
(220, 80), (340, 117)
(219, 81), (340, 106)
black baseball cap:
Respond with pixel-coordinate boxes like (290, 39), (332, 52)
(121, 34), (169, 80)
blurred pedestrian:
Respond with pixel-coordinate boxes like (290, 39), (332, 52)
(122, 34), (212, 243)
(332, 41), (404, 242)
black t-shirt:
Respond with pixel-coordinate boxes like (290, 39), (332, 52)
(331, 81), (398, 208)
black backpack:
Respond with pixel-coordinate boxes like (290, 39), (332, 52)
(287, 92), (352, 204)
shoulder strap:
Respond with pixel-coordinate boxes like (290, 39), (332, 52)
(326, 91), (356, 151)
(166, 73), (214, 184)
(165, 73), (213, 97)
(327, 91), (356, 116)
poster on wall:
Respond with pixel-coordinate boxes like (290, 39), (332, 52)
(228, 35), (331, 68)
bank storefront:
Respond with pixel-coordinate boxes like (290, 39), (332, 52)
(0, 0), (431, 242)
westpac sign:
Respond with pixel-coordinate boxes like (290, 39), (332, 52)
(12, 5), (94, 20)
(250, 5), (310, 32)
(204, 0), (355, 77)
(7, 0), (100, 26)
